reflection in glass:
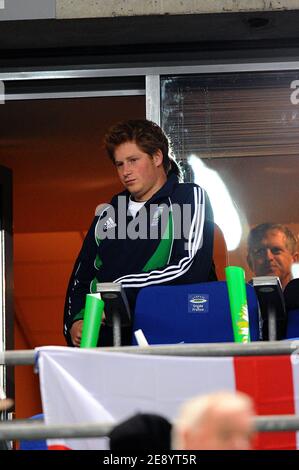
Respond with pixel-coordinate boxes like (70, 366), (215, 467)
(161, 72), (299, 281)
(292, 263), (299, 279)
(188, 154), (242, 251)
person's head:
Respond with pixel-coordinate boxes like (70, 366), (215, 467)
(104, 119), (182, 201)
(172, 391), (255, 450)
(109, 413), (171, 451)
(247, 223), (299, 289)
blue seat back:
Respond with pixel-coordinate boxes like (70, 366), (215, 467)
(286, 309), (299, 339)
(133, 282), (260, 344)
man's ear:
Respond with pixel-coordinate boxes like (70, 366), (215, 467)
(292, 251), (299, 263)
(153, 149), (163, 168)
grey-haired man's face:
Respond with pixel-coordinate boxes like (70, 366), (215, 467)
(248, 229), (298, 288)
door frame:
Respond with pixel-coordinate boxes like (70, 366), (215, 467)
(0, 165), (13, 403)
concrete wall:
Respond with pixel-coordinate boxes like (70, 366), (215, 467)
(2, 0), (299, 21)
(57, 0), (299, 19)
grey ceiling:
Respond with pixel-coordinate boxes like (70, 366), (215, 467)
(1, 10), (299, 67)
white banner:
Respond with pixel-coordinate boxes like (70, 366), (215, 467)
(37, 346), (299, 450)
(38, 346), (235, 450)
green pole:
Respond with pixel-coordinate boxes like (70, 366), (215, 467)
(80, 294), (105, 348)
(225, 266), (250, 343)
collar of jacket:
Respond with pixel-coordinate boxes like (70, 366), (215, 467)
(116, 173), (179, 206)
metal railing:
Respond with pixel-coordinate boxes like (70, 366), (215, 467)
(1, 340), (299, 366)
(0, 342), (298, 442)
(0, 415), (298, 440)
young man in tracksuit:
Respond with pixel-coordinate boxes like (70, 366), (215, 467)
(64, 119), (216, 347)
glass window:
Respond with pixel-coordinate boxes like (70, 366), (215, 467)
(161, 72), (299, 282)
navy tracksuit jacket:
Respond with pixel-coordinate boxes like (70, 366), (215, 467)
(64, 174), (216, 346)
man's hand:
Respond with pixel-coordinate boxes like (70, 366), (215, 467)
(70, 320), (83, 347)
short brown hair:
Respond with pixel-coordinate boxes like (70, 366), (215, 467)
(248, 223), (298, 254)
(103, 119), (182, 180)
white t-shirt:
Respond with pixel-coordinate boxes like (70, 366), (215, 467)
(128, 198), (146, 219)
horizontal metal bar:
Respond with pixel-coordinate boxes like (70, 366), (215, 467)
(254, 415), (299, 433)
(4, 89), (145, 101)
(112, 341), (299, 357)
(0, 415), (298, 440)
(2, 60), (299, 81)
(0, 350), (36, 366)
(0, 421), (113, 441)
(1, 341), (299, 366)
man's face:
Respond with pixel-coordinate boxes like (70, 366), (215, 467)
(186, 408), (254, 450)
(208, 409), (254, 450)
(248, 229), (298, 288)
(114, 141), (165, 202)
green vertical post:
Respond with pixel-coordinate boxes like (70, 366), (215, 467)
(80, 294), (105, 348)
(225, 266), (250, 343)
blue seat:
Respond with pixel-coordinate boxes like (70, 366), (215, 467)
(286, 309), (299, 339)
(133, 281), (260, 344)
(19, 413), (47, 450)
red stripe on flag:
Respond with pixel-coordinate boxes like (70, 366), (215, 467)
(234, 355), (296, 450)
(48, 445), (72, 450)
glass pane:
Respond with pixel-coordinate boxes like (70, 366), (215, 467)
(161, 72), (299, 283)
